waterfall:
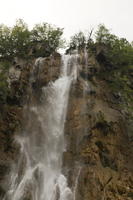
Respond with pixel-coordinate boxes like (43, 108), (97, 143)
(3, 54), (78, 200)
(73, 167), (81, 200)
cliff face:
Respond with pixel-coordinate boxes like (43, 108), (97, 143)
(0, 50), (132, 200)
(64, 52), (133, 200)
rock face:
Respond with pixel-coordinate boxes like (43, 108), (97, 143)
(64, 53), (133, 200)
(0, 51), (132, 200)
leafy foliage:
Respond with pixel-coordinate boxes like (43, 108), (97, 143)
(11, 19), (31, 57)
(0, 19), (63, 60)
(95, 24), (133, 66)
(69, 31), (86, 50)
(0, 25), (11, 58)
(0, 72), (9, 104)
(31, 23), (64, 57)
(67, 30), (94, 53)
(67, 24), (133, 67)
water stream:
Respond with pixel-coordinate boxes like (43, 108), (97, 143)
(3, 55), (78, 200)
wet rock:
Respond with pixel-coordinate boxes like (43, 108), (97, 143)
(0, 185), (5, 198)
(0, 162), (10, 179)
(0, 51), (132, 200)
(99, 151), (118, 171)
(63, 51), (133, 200)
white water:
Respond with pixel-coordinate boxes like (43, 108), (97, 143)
(73, 167), (81, 200)
(4, 55), (78, 200)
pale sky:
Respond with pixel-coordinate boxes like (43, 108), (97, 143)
(0, 0), (133, 41)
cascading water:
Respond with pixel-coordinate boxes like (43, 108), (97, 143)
(3, 54), (78, 200)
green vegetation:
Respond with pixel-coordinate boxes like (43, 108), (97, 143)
(95, 25), (133, 111)
(0, 20), (132, 67)
(0, 21), (132, 110)
(67, 24), (133, 114)
(95, 24), (133, 66)
(66, 30), (94, 53)
(67, 24), (133, 67)
(108, 65), (133, 109)
(68, 31), (86, 50)
(0, 19), (64, 105)
(0, 19), (63, 60)
(0, 72), (9, 104)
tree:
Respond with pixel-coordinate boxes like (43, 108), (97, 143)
(68, 31), (86, 51)
(95, 24), (110, 44)
(0, 19), (64, 60)
(95, 24), (133, 66)
(11, 19), (31, 57)
(0, 24), (11, 58)
(31, 23), (64, 56)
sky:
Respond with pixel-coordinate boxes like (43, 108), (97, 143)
(0, 0), (133, 41)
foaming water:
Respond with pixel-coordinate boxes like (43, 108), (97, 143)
(3, 55), (78, 200)
(73, 168), (81, 200)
